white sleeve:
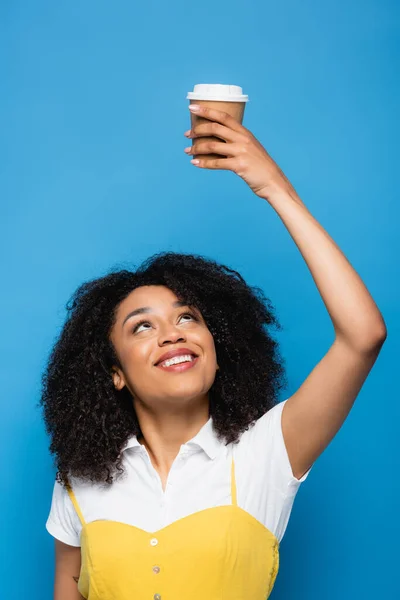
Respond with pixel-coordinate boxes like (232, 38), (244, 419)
(266, 399), (313, 493)
(239, 399), (313, 496)
(45, 477), (81, 547)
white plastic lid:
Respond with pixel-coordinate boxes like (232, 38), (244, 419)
(186, 84), (248, 102)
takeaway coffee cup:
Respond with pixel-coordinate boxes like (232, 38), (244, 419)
(186, 84), (249, 160)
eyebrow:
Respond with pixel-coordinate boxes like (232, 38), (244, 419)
(122, 300), (189, 328)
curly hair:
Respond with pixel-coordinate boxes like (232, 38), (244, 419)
(39, 251), (287, 488)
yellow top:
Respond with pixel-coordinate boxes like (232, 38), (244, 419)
(67, 457), (280, 599)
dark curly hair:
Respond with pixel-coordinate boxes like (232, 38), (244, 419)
(39, 251), (287, 488)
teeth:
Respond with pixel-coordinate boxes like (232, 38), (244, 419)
(160, 354), (195, 368)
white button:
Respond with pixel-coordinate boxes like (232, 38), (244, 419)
(150, 538), (158, 546)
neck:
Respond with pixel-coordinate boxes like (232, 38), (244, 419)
(134, 399), (210, 477)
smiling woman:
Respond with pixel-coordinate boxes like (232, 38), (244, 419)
(41, 250), (293, 600)
(41, 239), (385, 599)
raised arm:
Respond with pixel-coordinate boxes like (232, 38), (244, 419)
(184, 103), (387, 480)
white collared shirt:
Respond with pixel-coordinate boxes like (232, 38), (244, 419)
(46, 399), (312, 546)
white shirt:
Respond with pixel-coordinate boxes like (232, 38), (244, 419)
(46, 399), (312, 546)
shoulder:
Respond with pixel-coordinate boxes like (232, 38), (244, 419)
(45, 474), (91, 547)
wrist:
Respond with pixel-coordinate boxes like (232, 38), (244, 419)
(259, 181), (304, 207)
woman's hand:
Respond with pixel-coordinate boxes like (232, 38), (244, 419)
(184, 104), (294, 200)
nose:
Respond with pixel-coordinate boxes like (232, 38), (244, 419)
(158, 324), (186, 346)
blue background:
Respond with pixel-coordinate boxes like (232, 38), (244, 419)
(1, 0), (398, 598)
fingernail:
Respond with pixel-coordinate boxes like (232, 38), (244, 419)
(189, 105), (200, 111)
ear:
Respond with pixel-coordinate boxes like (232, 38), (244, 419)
(112, 368), (126, 391)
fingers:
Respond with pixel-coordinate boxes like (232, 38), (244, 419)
(187, 121), (243, 142)
(187, 121), (238, 143)
(186, 141), (240, 157)
(191, 156), (237, 170)
(188, 105), (245, 134)
(185, 105), (248, 171)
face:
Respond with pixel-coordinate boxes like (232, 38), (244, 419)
(110, 285), (219, 411)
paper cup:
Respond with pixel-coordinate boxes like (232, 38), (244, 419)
(186, 84), (249, 160)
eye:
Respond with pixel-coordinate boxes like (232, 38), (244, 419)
(131, 319), (149, 334)
(131, 312), (197, 334)
(180, 312), (196, 322)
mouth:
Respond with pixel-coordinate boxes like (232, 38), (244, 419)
(155, 355), (199, 373)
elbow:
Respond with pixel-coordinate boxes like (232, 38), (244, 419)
(337, 322), (387, 354)
(357, 324), (387, 353)
(370, 319), (388, 345)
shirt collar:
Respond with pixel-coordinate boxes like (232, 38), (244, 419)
(121, 416), (222, 460)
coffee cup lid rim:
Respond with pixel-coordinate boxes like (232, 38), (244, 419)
(186, 84), (249, 102)
(186, 92), (249, 102)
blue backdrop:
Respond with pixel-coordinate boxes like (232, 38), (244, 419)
(1, 1), (398, 598)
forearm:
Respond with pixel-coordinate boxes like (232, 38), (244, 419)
(262, 184), (387, 351)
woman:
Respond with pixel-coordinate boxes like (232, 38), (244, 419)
(42, 104), (387, 599)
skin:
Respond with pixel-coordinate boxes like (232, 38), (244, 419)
(54, 540), (84, 600)
(110, 284), (220, 490)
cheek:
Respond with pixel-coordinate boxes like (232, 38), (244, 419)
(119, 340), (150, 373)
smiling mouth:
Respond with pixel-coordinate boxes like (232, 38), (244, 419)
(156, 356), (199, 372)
